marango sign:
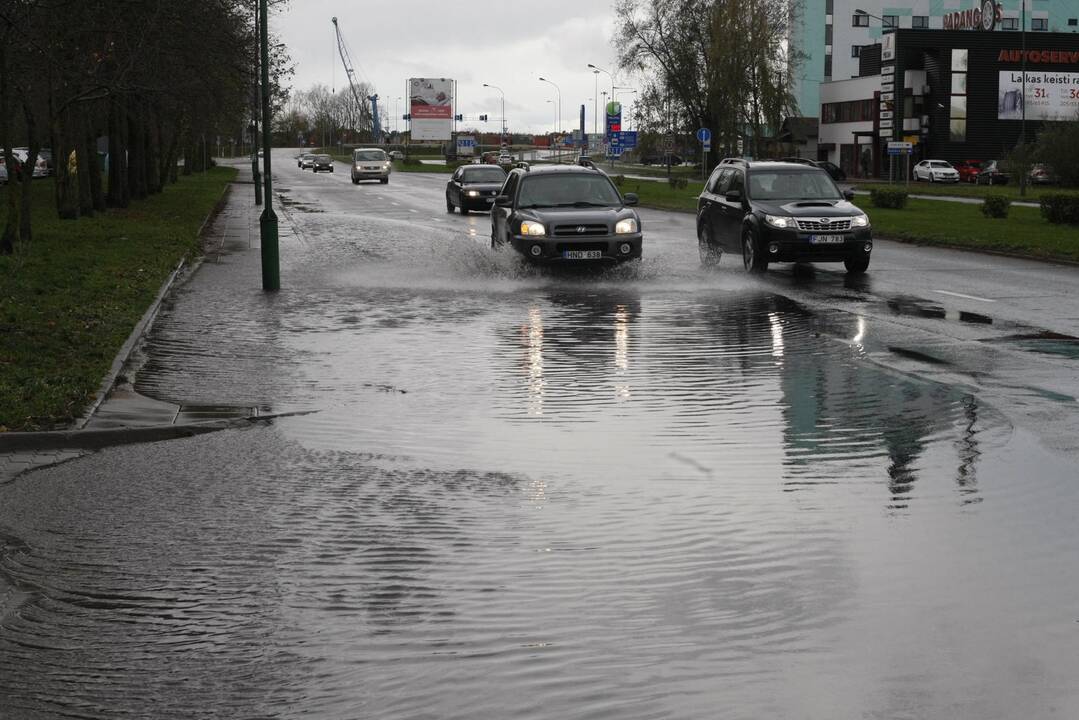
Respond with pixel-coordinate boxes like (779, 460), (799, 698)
(998, 71), (1079, 121)
(943, 0), (1001, 31)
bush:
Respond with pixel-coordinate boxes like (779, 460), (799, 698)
(981, 194), (1011, 219)
(870, 188), (908, 209)
(401, 155), (423, 166)
(1033, 123), (1079, 187)
(1040, 193), (1079, 224)
(612, 174), (626, 187)
(668, 175), (688, 190)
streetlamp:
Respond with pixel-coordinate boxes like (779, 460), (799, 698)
(591, 69), (601, 135)
(1019, 0), (1028, 197)
(546, 99), (557, 137)
(257, 0), (278, 290)
(483, 83), (506, 142)
(538, 77), (561, 161)
(395, 96), (401, 133)
(588, 63), (615, 102)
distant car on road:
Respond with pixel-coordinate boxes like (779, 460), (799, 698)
(1028, 163), (1058, 185)
(446, 164), (507, 214)
(497, 152), (514, 167)
(312, 154), (335, 173)
(298, 153), (316, 169)
(913, 159), (960, 183)
(387, 150), (404, 161)
(350, 148), (390, 184)
(696, 159), (872, 275)
(490, 164), (642, 263)
(975, 160), (1009, 185)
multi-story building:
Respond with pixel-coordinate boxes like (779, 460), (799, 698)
(790, 0), (1079, 118)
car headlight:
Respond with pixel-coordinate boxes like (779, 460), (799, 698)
(764, 214), (792, 228)
(520, 220), (546, 236)
(615, 218), (638, 234)
(467, 190), (480, 197)
(851, 214), (869, 227)
(383, 162), (390, 170)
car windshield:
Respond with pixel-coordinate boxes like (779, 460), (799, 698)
(463, 168), (506, 183)
(517, 174), (622, 208)
(354, 150), (386, 161)
(317, 155), (331, 162)
(747, 169), (841, 201)
(930, 161), (952, 168)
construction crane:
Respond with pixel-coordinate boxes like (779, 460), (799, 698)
(331, 16), (380, 143)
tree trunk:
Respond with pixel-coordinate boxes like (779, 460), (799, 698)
(0, 39), (17, 255)
(18, 102), (41, 247)
(160, 113), (182, 187)
(55, 107), (80, 220)
(127, 96), (147, 200)
(76, 111), (94, 217)
(106, 94), (130, 208)
(144, 100), (160, 195)
(86, 112), (104, 213)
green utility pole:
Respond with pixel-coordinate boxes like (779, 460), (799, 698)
(251, 2), (262, 206)
(258, 0), (279, 290)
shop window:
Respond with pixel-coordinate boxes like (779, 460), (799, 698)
(883, 15), (898, 29)
(951, 49), (968, 72)
(825, 25), (832, 44)
(951, 74), (967, 94)
(950, 119), (966, 143)
(852, 13), (869, 27)
(1032, 18), (1048, 31)
(911, 16), (928, 29)
(851, 45), (862, 58)
(825, 0), (833, 13)
(1002, 18), (1018, 30)
(950, 97), (967, 120)
(824, 55), (832, 78)
(1069, 18), (1077, 27)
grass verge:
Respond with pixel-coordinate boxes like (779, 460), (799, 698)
(859, 181), (1079, 202)
(617, 178), (702, 213)
(0, 167), (237, 431)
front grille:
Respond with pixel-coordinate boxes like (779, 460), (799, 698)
(553, 224), (609, 237)
(556, 242), (609, 253)
(795, 218), (852, 232)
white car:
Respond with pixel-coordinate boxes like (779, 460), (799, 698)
(351, 148), (391, 184)
(914, 160), (959, 183)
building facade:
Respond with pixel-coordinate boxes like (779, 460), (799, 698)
(791, 0), (1079, 118)
(817, 27), (1079, 178)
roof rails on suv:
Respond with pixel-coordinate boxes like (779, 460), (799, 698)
(718, 157), (748, 166)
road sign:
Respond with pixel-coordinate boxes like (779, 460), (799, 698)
(696, 127), (711, 143)
(702, 140), (711, 153)
(620, 131), (638, 150)
(887, 140), (913, 156)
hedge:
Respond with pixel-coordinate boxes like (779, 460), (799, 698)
(870, 188), (908, 209)
(981, 194), (1011, 219)
(1039, 193), (1079, 225)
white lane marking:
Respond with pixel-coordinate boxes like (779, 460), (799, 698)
(392, 202), (400, 206)
(933, 290), (997, 303)
(409, 209), (419, 213)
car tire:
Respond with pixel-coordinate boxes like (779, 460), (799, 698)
(446, 195), (455, 213)
(697, 219), (721, 268)
(352, 177), (359, 185)
(844, 256), (870, 274)
(381, 178), (388, 184)
(490, 225), (502, 249)
(460, 207), (469, 215)
(742, 228), (768, 274)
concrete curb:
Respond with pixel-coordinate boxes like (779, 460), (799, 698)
(73, 182), (235, 430)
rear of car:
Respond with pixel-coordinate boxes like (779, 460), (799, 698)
(312, 155), (334, 173)
(1029, 164), (1057, 185)
(351, 149), (391, 184)
(976, 161), (1009, 185)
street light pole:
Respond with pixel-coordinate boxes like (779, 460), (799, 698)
(251, 1), (262, 206)
(1020, 0), (1028, 197)
(483, 83), (506, 143)
(592, 69), (600, 136)
(538, 77), (561, 162)
(258, 0), (279, 290)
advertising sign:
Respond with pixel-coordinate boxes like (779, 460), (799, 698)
(409, 78), (453, 141)
(998, 70), (1079, 121)
(881, 33), (895, 62)
(606, 101), (622, 139)
(943, 0), (1001, 31)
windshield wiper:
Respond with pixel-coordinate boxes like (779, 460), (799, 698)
(551, 201), (610, 207)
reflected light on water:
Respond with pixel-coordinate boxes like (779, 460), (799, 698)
(526, 307), (545, 416)
(769, 312), (785, 361)
(614, 305), (631, 400)
(852, 316), (867, 348)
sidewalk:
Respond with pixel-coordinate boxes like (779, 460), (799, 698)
(0, 162), (285, 484)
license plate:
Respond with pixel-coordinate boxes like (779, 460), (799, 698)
(809, 235), (846, 244)
(563, 250), (603, 260)
(484, 198), (494, 203)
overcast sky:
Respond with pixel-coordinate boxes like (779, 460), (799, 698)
(273, 0), (636, 135)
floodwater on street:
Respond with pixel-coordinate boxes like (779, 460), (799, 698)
(2, 158), (1078, 719)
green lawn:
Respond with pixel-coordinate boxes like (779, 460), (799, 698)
(0, 167), (236, 431)
(859, 181), (1079, 202)
(616, 178), (703, 213)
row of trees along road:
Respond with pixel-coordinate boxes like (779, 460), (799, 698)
(0, 0), (293, 255)
(615, 0), (803, 160)
(275, 81), (378, 148)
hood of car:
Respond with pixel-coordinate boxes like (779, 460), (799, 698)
(754, 199), (863, 217)
(518, 206), (638, 230)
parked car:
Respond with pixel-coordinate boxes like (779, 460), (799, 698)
(387, 150), (404, 161)
(779, 157), (846, 182)
(1028, 163), (1058, 185)
(497, 152), (514, 167)
(446, 164), (507, 214)
(312, 154), (335, 173)
(953, 160), (983, 184)
(38, 148), (54, 176)
(975, 160), (1009, 185)
(490, 164), (642, 263)
(913, 159), (960, 183)
(350, 148), (390, 184)
(696, 159), (872, 275)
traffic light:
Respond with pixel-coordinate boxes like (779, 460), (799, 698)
(455, 114), (463, 121)
(402, 113), (411, 121)
(479, 114), (488, 122)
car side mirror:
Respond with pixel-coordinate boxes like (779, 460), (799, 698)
(494, 195), (512, 207)
(725, 190), (742, 202)
(843, 188), (856, 201)
(623, 192), (639, 206)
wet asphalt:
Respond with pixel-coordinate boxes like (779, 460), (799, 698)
(1, 153), (1078, 719)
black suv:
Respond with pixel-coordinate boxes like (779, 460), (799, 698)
(490, 165), (642, 263)
(696, 160), (872, 274)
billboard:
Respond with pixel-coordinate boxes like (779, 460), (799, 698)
(998, 71), (1079, 121)
(409, 78), (453, 141)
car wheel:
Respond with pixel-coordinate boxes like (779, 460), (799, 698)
(352, 177), (359, 185)
(742, 228), (768, 274)
(446, 195), (455, 213)
(697, 219), (721, 268)
(490, 225), (502, 249)
(844, 256), (870, 275)
(381, 177), (388, 184)
(460, 207), (469, 215)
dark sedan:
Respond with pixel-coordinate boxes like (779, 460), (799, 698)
(490, 164), (641, 263)
(446, 164), (507, 214)
(975, 160), (1009, 185)
(312, 155), (334, 173)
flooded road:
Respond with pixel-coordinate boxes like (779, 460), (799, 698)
(2, 155), (1078, 719)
